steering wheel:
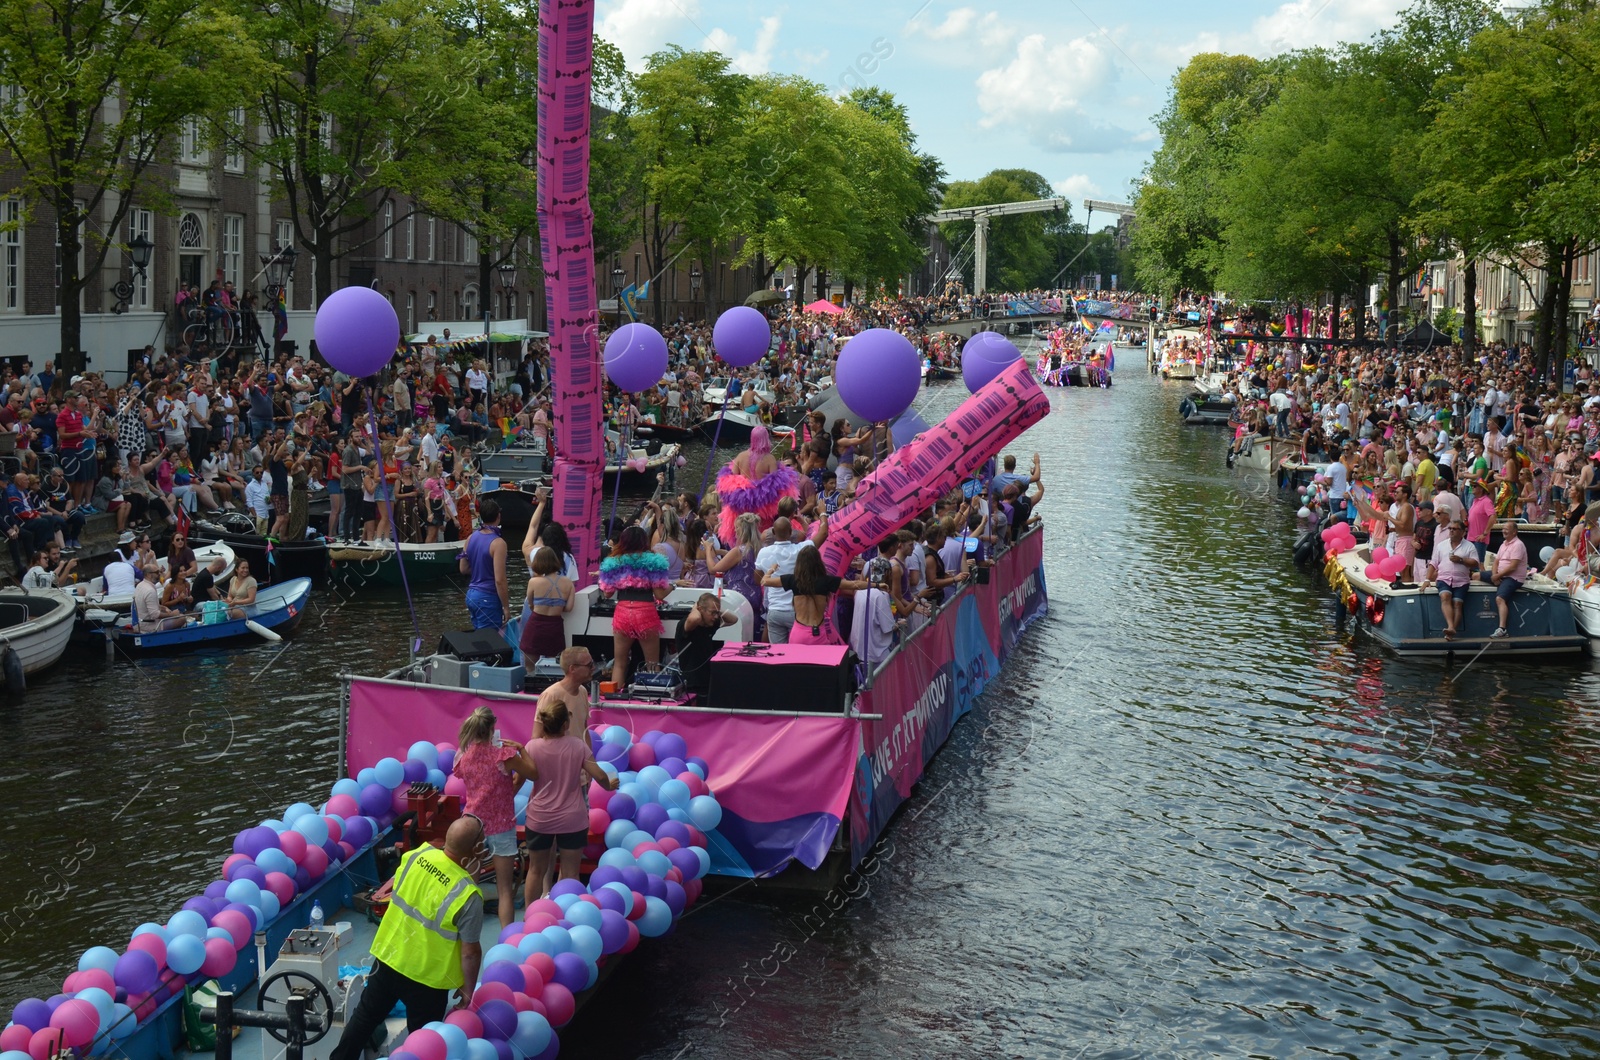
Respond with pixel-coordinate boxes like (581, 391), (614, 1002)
(256, 969), (334, 1045)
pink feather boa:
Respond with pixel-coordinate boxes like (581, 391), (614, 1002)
(716, 465), (802, 542)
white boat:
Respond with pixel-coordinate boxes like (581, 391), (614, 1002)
(700, 375), (775, 408)
(0, 587), (77, 685)
(78, 542), (237, 614)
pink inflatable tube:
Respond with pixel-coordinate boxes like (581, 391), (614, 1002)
(819, 358), (1050, 574)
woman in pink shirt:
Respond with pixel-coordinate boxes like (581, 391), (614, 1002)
(453, 707), (536, 930)
(1467, 489), (1496, 562)
(522, 701), (616, 903)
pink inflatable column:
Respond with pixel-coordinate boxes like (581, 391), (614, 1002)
(819, 359), (1051, 574)
(537, 0), (603, 585)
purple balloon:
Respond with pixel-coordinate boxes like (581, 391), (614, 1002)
(490, 1039), (513, 1060)
(402, 759), (429, 784)
(533, 1036), (559, 1060)
(653, 733), (688, 763)
(182, 897), (215, 920)
(548, 879), (586, 900)
(713, 307), (771, 368)
(587, 866), (623, 891)
(657, 757), (686, 777)
(322, 840), (343, 864)
(655, 820), (693, 846)
(11, 998), (52, 1032)
(686, 756), (709, 776)
(44, 995), (69, 1015)
(635, 803), (669, 835)
(641, 874), (667, 900)
(961, 332), (1021, 394)
(477, 999), (518, 1040)
(204, 880), (229, 900)
(227, 862), (268, 887)
(603, 323), (667, 392)
(343, 816), (375, 848)
(294, 867), (312, 891)
(358, 783), (392, 818)
(606, 793), (637, 823)
(619, 867), (648, 894)
(662, 879), (686, 917)
(114, 951), (159, 995)
(314, 286), (400, 378)
(597, 741), (628, 764)
(436, 748), (454, 774)
(549, 952), (588, 994)
(836, 328), (920, 423)
(597, 909), (630, 954)
(593, 887), (626, 915)
(667, 847), (700, 881)
(480, 961), (525, 994)
(497, 923), (521, 944)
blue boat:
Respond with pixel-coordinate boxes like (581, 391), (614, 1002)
(1331, 545), (1585, 658)
(109, 577), (313, 652)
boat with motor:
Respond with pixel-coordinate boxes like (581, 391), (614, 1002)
(189, 513), (331, 587)
(328, 539), (468, 589)
(0, 586), (76, 688)
(1328, 541), (1584, 658)
(101, 576), (313, 653)
(601, 430), (681, 488)
(475, 437), (549, 481)
(693, 405), (763, 442)
(75, 542), (237, 614)
(1178, 392), (1236, 425)
(475, 479), (548, 534)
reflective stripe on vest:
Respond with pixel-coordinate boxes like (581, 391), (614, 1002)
(370, 844), (480, 989)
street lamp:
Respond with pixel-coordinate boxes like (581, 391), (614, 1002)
(690, 264), (701, 298)
(262, 245), (298, 301)
(611, 265), (626, 322)
(112, 233), (156, 313)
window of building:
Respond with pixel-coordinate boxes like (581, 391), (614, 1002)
(405, 291), (416, 332)
(463, 284), (478, 319)
(223, 214), (243, 288)
(427, 290), (436, 321)
(427, 217), (435, 261)
(405, 213), (414, 260)
(1, 198), (20, 312)
(383, 203), (393, 259)
(180, 118), (208, 165)
(224, 107), (246, 173)
(1578, 252), (1593, 286)
(128, 208), (152, 310)
(463, 229), (479, 264)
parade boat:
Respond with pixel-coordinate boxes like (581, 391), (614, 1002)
(1564, 571), (1600, 640)
(0, 586), (75, 687)
(1178, 393), (1235, 425)
(104, 576), (313, 653)
(328, 539), (467, 589)
(1328, 543), (1585, 658)
(1232, 435), (1298, 474)
(190, 513), (331, 587)
(475, 438), (549, 482)
(75, 542), (237, 612)
(693, 405), (763, 442)
(475, 480), (548, 534)
(601, 432), (681, 489)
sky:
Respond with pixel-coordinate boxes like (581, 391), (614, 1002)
(595, 0), (1412, 227)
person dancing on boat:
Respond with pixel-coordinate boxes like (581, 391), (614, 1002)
(715, 424), (801, 543)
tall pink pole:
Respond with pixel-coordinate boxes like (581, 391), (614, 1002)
(537, 1), (603, 585)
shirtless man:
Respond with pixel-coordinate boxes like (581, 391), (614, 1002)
(534, 646), (593, 738)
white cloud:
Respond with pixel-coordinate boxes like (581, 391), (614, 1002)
(704, 15), (783, 75)
(914, 7), (1014, 50)
(1053, 174), (1100, 202)
(1248, 0), (1406, 55)
(975, 33), (1137, 153)
(595, 0), (701, 68)
(793, 47), (830, 68)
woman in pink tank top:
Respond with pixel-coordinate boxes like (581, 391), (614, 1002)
(522, 701), (617, 903)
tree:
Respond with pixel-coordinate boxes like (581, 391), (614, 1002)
(0, 0), (258, 373)
(837, 87), (945, 301)
(937, 168), (1063, 291)
(237, 0), (475, 304)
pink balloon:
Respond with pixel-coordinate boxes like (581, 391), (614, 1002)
(76, 969), (115, 995)
(1364, 563), (1382, 580)
(278, 830), (308, 865)
(621, 920), (641, 954)
(677, 773), (708, 798)
(1371, 546), (1389, 563)
(48, 1000), (99, 1049)
(527, 899), (565, 922)
(28, 1027), (64, 1060)
(391, 787), (410, 815)
(301, 844), (329, 879)
(588, 808), (611, 835)
(540, 983), (575, 1028)
(526, 952), (556, 987)
(201, 938), (237, 977)
(222, 853), (251, 877)
(212, 910), (252, 950)
(522, 913), (558, 933)
(1, 1025), (34, 1052)
(322, 815), (344, 843)
(511, 991), (536, 1013)
(471, 981), (514, 1010)
(264, 871), (298, 906)
(444, 776), (468, 799)
(627, 743), (656, 771)
(401, 1028), (448, 1060)
(444, 1009), (482, 1039)
(325, 795), (360, 819)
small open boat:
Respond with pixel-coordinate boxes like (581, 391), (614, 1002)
(190, 514), (330, 586)
(328, 539), (467, 588)
(603, 438), (681, 487)
(0, 587), (76, 687)
(109, 577), (313, 653)
(78, 542), (237, 614)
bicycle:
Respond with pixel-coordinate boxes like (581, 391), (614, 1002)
(182, 306), (242, 348)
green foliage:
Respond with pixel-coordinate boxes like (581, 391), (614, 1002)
(938, 169), (1065, 291)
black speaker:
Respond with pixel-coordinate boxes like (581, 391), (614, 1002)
(438, 628), (513, 667)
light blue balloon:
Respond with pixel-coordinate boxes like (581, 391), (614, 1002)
(246, 903), (264, 930)
(483, 943), (522, 967)
(514, 795), (529, 817)
(597, 761), (618, 778)
(585, 961), (599, 990)
(428, 1021), (466, 1059)
(667, 807), (691, 823)
(260, 818), (287, 833)
(637, 850), (671, 878)
(166, 910), (209, 939)
(510, 1011), (551, 1059)
(621, 829), (655, 852)
(597, 848), (636, 870)
(618, 783), (650, 807)
(356, 767), (378, 788)
(516, 933), (552, 957)
(601, 725), (632, 748)
(259, 891), (281, 922)
(465, 1039), (498, 1060)
(374, 757), (405, 789)
(3, 1050), (34, 1060)
(284, 802), (316, 825)
(603, 820), (635, 849)
(206, 926), (233, 942)
(601, 882), (634, 915)
(331, 778), (362, 799)
(292, 814), (330, 847)
(688, 795), (723, 831)
(637, 896), (672, 938)
(563, 902), (602, 931)
(656, 779), (692, 809)
(518, 779), (534, 797)
(74, 987), (115, 1027)
(617, 771), (639, 785)
(539, 926), (572, 955)
(407, 741), (440, 769)
(78, 946), (120, 974)
(108, 1003), (137, 1040)
(225, 879), (262, 908)
(552, 893), (579, 912)
(692, 846), (711, 878)
(132, 922), (168, 941)
(686, 761), (707, 780)
(567, 924), (603, 963)
(167, 935), (206, 975)
(635, 766), (670, 795)
(425, 768), (447, 790)
(255, 849), (295, 877)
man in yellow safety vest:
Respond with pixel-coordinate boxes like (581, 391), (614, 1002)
(329, 816), (486, 1060)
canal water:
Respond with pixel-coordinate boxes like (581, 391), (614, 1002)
(6, 370), (1600, 1057)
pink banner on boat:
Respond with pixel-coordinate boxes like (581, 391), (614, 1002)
(820, 358), (1050, 574)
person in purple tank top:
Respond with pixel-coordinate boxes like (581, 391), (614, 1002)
(459, 498), (509, 630)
